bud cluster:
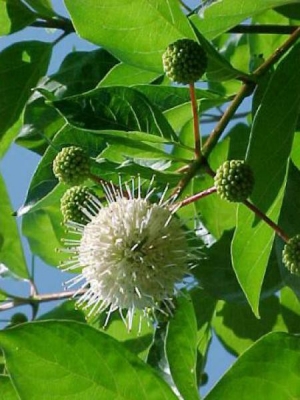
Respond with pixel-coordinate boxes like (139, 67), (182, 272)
(214, 160), (254, 203)
(162, 38), (208, 84)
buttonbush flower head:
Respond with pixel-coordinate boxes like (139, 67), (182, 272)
(62, 178), (200, 330)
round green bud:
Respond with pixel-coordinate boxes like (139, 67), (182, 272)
(162, 38), (208, 84)
(10, 312), (28, 325)
(53, 146), (90, 186)
(282, 234), (300, 275)
(214, 160), (254, 203)
(61, 185), (95, 224)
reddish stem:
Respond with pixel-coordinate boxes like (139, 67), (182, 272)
(171, 186), (217, 210)
(244, 200), (289, 243)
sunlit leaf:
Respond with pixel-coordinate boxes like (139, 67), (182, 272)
(205, 332), (300, 399)
(65, 0), (194, 72)
(166, 294), (199, 400)
(231, 42), (300, 317)
(0, 320), (177, 400)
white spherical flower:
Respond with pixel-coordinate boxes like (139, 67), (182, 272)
(62, 179), (199, 329)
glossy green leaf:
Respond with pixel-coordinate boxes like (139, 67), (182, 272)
(0, 173), (28, 279)
(0, 41), (52, 156)
(205, 332), (300, 400)
(165, 294), (199, 400)
(0, 320), (177, 400)
(65, 0), (194, 73)
(0, 375), (18, 400)
(99, 63), (161, 86)
(212, 296), (286, 357)
(231, 43), (300, 317)
(0, 0), (36, 35)
(190, 0), (298, 39)
(50, 86), (177, 140)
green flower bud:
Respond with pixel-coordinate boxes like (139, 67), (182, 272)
(282, 234), (300, 275)
(61, 185), (95, 224)
(53, 146), (90, 186)
(162, 39), (208, 84)
(214, 160), (254, 203)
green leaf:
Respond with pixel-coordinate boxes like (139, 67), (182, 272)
(91, 310), (154, 360)
(280, 287), (300, 334)
(99, 63), (161, 86)
(22, 184), (69, 266)
(65, 0), (195, 73)
(165, 294), (199, 400)
(190, 20), (244, 81)
(231, 42), (300, 317)
(50, 86), (177, 141)
(0, 173), (28, 279)
(190, 0), (299, 40)
(24, 0), (57, 18)
(194, 230), (246, 302)
(17, 49), (117, 155)
(0, 320), (177, 400)
(0, 375), (18, 400)
(205, 332), (300, 400)
(276, 162), (300, 297)
(21, 124), (105, 211)
(45, 49), (119, 99)
(38, 300), (86, 322)
(0, 41), (52, 156)
(134, 85), (226, 113)
(0, 0), (36, 35)
(212, 296), (286, 357)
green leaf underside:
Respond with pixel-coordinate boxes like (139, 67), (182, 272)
(191, 0), (299, 40)
(231, 43), (300, 317)
(166, 294), (199, 400)
(0, 41), (52, 157)
(50, 86), (177, 141)
(0, 375), (18, 400)
(205, 332), (300, 399)
(0, 320), (177, 400)
(65, 0), (195, 73)
(0, 173), (28, 279)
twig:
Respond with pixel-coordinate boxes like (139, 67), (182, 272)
(31, 17), (74, 33)
(202, 82), (254, 158)
(0, 289), (87, 312)
(229, 24), (299, 35)
(189, 83), (202, 157)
